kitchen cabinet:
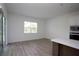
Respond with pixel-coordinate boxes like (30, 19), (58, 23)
(52, 42), (79, 56)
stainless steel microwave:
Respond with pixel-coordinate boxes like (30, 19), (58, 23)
(70, 26), (79, 31)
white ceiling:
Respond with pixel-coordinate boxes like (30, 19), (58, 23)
(5, 3), (79, 19)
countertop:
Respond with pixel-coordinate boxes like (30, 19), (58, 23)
(51, 38), (79, 49)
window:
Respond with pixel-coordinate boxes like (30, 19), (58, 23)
(24, 21), (37, 33)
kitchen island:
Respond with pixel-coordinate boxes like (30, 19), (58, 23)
(51, 39), (79, 56)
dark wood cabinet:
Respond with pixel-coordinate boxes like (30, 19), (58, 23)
(52, 42), (59, 56)
(52, 42), (79, 56)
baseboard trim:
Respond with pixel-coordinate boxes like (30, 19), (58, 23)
(8, 38), (50, 45)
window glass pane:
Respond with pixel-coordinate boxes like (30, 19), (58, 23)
(30, 22), (37, 33)
(24, 22), (30, 27)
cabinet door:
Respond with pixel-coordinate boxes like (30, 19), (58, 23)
(52, 42), (59, 56)
(60, 45), (79, 56)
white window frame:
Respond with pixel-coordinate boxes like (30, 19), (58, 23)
(24, 21), (37, 33)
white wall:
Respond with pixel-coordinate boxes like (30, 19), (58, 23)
(46, 11), (79, 40)
(7, 6), (79, 43)
(7, 13), (45, 43)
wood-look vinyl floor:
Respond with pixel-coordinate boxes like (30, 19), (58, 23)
(2, 39), (52, 56)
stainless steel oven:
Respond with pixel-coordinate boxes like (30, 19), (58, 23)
(70, 26), (79, 40)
